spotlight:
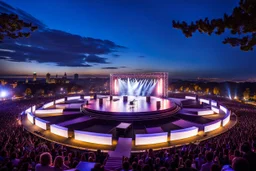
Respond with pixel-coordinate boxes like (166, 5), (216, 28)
(0, 91), (7, 98)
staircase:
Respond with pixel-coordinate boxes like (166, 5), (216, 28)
(104, 138), (132, 171)
(104, 157), (123, 171)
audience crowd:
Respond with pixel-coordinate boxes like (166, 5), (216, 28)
(0, 96), (256, 171)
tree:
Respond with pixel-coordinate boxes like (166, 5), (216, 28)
(185, 87), (190, 92)
(172, 0), (256, 51)
(25, 88), (32, 96)
(71, 86), (78, 93)
(179, 86), (184, 92)
(213, 87), (220, 95)
(194, 85), (200, 92)
(205, 88), (210, 94)
(37, 89), (44, 96)
(243, 88), (250, 100)
(0, 13), (37, 41)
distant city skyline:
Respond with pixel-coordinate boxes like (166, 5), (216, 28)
(1, 0), (256, 80)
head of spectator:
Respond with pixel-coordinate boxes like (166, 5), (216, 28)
(122, 161), (130, 171)
(211, 164), (221, 171)
(143, 164), (150, 171)
(241, 142), (251, 153)
(206, 152), (214, 162)
(132, 162), (137, 171)
(232, 157), (249, 171)
(40, 152), (52, 166)
(159, 167), (168, 171)
(53, 156), (63, 169)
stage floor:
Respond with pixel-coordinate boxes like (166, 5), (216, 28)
(84, 96), (174, 114)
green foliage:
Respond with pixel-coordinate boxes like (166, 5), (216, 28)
(172, 0), (256, 51)
(0, 13), (37, 41)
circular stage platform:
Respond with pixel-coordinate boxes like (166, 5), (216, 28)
(82, 96), (178, 121)
(21, 95), (236, 152)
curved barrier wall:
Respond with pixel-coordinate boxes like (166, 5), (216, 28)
(220, 105), (228, 114)
(25, 107), (32, 113)
(50, 124), (68, 138)
(135, 132), (168, 146)
(67, 96), (81, 101)
(55, 98), (65, 104)
(170, 126), (198, 141)
(197, 110), (214, 116)
(27, 112), (35, 124)
(222, 111), (231, 126)
(74, 130), (112, 145)
(185, 96), (196, 100)
(35, 109), (63, 114)
(211, 101), (217, 107)
(55, 103), (83, 109)
(211, 107), (220, 114)
(199, 98), (210, 104)
(43, 101), (54, 109)
(35, 117), (49, 130)
(204, 120), (221, 133)
(32, 105), (36, 112)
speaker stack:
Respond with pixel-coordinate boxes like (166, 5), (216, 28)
(99, 98), (103, 106)
(123, 96), (128, 102)
(146, 96), (151, 103)
(156, 101), (161, 109)
(93, 94), (97, 100)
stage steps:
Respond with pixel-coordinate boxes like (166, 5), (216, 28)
(105, 138), (132, 171)
(104, 157), (123, 171)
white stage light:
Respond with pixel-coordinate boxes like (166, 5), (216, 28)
(0, 91), (7, 97)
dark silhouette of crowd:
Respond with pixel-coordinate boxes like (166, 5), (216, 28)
(0, 96), (256, 171)
(0, 98), (107, 171)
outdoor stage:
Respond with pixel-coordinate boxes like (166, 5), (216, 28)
(20, 73), (236, 152)
(21, 94), (236, 152)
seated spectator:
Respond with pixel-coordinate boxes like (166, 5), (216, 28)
(232, 157), (249, 171)
(35, 152), (54, 171)
(211, 164), (221, 171)
(122, 161), (130, 171)
(178, 159), (197, 171)
(241, 142), (256, 171)
(200, 152), (214, 171)
(131, 162), (137, 171)
(53, 156), (69, 171)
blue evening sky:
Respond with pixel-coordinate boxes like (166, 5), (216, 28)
(1, 0), (255, 79)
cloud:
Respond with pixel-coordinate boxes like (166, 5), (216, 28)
(101, 66), (127, 69)
(0, 1), (126, 67)
(84, 55), (109, 64)
(112, 54), (120, 58)
(138, 55), (145, 58)
(0, 49), (15, 53)
(101, 67), (119, 69)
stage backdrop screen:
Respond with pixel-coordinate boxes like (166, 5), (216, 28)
(117, 78), (158, 96)
(110, 72), (168, 97)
